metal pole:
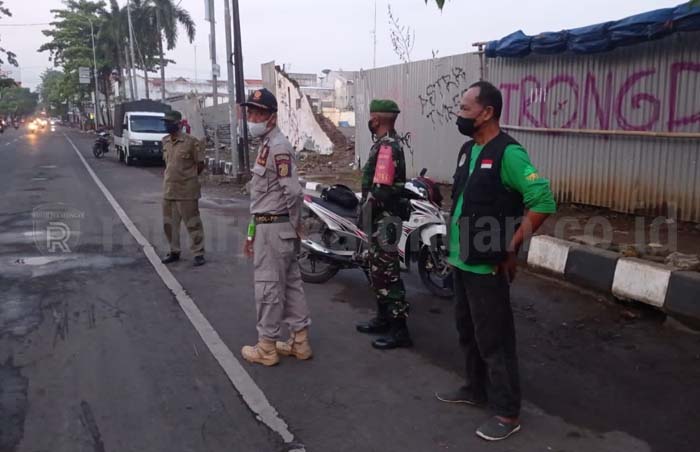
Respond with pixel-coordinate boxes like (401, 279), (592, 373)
(208, 0), (220, 168)
(127, 0), (139, 99)
(125, 43), (135, 101)
(232, 0), (249, 173)
(89, 18), (100, 129)
(373, 0), (377, 68)
(223, 0), (238, 177)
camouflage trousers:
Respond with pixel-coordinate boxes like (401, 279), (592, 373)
(368, 217), (408, 320)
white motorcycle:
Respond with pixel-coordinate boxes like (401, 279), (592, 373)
(299, 169), (454, 299)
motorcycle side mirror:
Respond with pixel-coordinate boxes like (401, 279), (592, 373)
(420, 168), (427, 177)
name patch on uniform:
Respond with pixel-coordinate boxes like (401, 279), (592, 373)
(373, 144), (396, 185)
(256, 145), (270, 167)
(481, 159), (494, 169)
(274, 154), (291, 178)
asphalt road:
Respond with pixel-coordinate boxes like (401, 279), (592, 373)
(0, 126), (698, 452)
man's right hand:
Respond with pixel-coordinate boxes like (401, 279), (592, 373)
(244, 238), (254, 257)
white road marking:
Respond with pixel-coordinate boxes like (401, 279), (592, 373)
(63, 133), (305, 451)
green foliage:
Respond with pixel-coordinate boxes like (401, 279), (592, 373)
(38, 69), (69, 116)
(0, 1), (17, 66)
(0, 86), (38, 115)
(426, 0), (446, 10)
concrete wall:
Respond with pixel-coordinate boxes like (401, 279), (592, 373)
(322, 108), (356, 127)
(168, 94), (205, 140)
(262, 64), (335, 155)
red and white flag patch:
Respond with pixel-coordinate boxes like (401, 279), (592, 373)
(481, 159), (494, 169)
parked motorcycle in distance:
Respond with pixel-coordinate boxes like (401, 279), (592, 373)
(299, 169), (453, 299)
(93, 131), (111, 158)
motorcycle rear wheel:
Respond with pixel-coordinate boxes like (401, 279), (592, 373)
(418, 243), (454, 299)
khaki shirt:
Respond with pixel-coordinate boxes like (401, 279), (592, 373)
(250, 127), (303, 229)
(163, 132), (204, 200)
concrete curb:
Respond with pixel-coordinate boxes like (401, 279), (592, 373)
(525, 235), (700, 327)
(298, 178), (699, 327)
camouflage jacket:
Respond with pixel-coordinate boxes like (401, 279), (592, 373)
(361, 132), (407, 216)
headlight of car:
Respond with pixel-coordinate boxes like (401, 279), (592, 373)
(129, 139), (143, 146)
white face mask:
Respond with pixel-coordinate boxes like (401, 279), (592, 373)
(247, 120), (270, 138)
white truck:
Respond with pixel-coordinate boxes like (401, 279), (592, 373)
(113, 100), (171, 166)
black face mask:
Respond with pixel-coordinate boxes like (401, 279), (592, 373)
(165, 122), (179, 134)
(368, 120), (379, 141)
(456, 116), (478, 137)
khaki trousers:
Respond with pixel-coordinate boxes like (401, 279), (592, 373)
(253, 222), (311, 340)
(163, 199), (205, 257)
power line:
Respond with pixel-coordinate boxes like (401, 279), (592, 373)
(0, 22), (51, 27)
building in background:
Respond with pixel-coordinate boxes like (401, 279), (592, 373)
(114, 74), (263, 107)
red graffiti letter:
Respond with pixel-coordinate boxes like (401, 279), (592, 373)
(499, 83), (519, 124)
(542, 75), (579, 129)
(582, 72), (614, 130)
(615, 70), (661, 131)
(668, 62), (700, 132)
(520, 76), (542, 127)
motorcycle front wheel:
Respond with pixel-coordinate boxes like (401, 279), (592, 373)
(93, 144), (104, 158)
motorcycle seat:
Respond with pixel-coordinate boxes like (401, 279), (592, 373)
(310, 196), (359, 220)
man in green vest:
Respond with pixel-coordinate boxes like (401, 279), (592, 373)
(435, 81), (556, 441)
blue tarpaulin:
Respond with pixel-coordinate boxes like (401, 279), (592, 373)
(485, 3), (700, 58)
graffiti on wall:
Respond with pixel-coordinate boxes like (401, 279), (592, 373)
(499, 61), (700, 132)
(418, 67), (468, 126)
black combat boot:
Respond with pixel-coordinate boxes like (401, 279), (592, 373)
(371, 318), (413, 349)
(356, 306), (390, 334)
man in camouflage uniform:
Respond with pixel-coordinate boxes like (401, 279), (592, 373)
(241, 88), (312, 366)
(161, 110), (206, 267)
(356, 99), (412, 349)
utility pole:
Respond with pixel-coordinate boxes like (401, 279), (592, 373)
(372, 0), (377, 68)
(223, 0), (239, 177)
(88, 18), (100, 128)
(125, 43), (135, 101)
(206, 0), (220, 170)
(232, 0), (249, 173)
(127, 0), (139, 99)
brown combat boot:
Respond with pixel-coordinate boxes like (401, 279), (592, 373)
(276, 328), (313, 360)
(241, 339), (279, 366)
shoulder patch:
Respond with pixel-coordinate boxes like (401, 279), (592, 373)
(274, 154), (291, 178)
(256, 145), (270, 167)
(458, 153), (467, 167)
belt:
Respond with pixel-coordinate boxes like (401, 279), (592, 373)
(254, 214), (290, 224)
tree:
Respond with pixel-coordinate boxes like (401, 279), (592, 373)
(0, 1), (17, 66)
(426, 0), (446, 10)
(39, 1), (112, 122)
(388, 5), (415, 63)
(148, 0), (196, 100)
(97, 0), (126, 100)
(0, 86), (38, 116)
(38, 69), (68, 117)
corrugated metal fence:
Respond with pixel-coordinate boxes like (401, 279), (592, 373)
(356, 32), (700, 221)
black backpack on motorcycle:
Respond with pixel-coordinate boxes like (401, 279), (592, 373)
(321, 184), (359, 210)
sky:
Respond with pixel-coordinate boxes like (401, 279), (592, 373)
(0, 0), (685, 91)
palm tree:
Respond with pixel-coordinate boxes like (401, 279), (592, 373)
(148, 0), (196, 100)
(97, 0), (126, 99)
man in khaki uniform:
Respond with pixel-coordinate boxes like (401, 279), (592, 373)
(161, 110), (206, 267)
(241, 88), (312, 366)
